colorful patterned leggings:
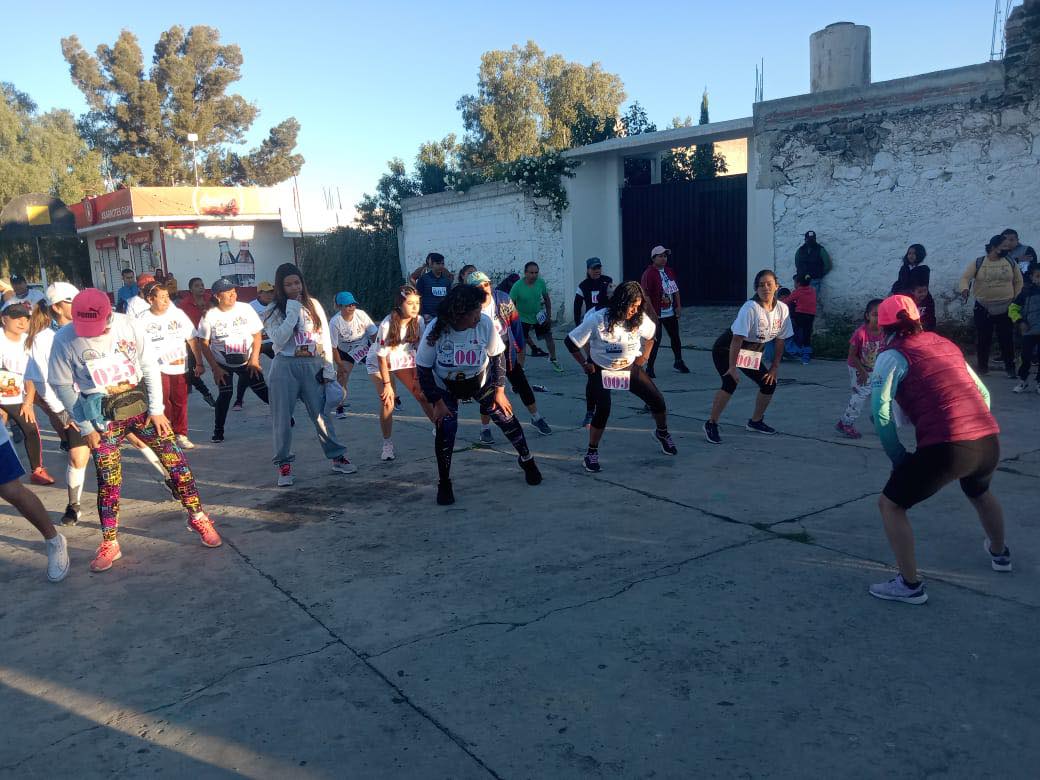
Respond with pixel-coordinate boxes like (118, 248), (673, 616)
(93, 412), (202, 541)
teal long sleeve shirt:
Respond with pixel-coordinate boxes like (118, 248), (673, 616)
(869, 349), (990, 465)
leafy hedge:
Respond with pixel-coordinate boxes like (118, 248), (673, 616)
(298, 228), (402, 319)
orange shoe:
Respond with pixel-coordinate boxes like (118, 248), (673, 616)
(30, 467), (56, 486)
(90, 540), (122, 572)
(188, 513), (222, 548)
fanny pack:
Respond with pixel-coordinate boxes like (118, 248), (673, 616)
(444, 373), (490, 401)
(223, 352), (247, 367)
(101, 382), (149, 422)
(976, 299), (1012, 316)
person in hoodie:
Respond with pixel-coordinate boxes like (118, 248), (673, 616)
(1010, 263), (1040, 394)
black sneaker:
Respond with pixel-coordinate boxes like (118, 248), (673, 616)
(518, 456), (542, 485)
(61, 502), (81, 526)
(529, 346), (549, 358)
(703, 420), (722, 445)
(673, 360), (690, 374)
(984, 539), (1012, 572)
(211, 432), (225, 443)
(531, 417), (552, 436)
(583, 450), (601, 472)
(746, 418), (777, 435)
(437, 479), (455, 505)
(653, 429), (678, 455)
(201, 393), (216, 408)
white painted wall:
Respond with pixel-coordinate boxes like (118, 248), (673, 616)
(763, 99), (1040, 321)
(401, 182), (568, 318)
(162, 221), (295, 288)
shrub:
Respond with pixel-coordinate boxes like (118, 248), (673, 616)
(298, 228), (402, 318)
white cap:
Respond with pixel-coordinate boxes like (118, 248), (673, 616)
(46, 281), (79, 305)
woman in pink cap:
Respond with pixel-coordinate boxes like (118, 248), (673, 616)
(867, 294), (1009, 605)
(47, 288), (221, 573)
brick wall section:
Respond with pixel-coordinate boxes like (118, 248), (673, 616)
(400, 182), (567, 319)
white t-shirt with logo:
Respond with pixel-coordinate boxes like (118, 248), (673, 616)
(416, 314), (504, 389)
(126, 295), (150, 318)
(197, 302), (264, 367)
(135, 306), (196, 375)
(276, 305), (324, 358)
(0, 332), (29, 405)
(10, 288), (46, 309)
(567, 309), (657, 369)
(730, 299), (794, 345)
(330, 309), (377, 351)
(368, 316), (420, 375)
(658, 268), (677, 317)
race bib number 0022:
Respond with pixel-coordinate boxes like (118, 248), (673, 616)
(389, 351), (416, 371)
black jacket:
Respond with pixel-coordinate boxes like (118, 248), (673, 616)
(574, 276), (613, 325)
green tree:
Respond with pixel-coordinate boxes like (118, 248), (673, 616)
(355, 158), (419, 231)
(457, 41), (625, 168)
(569, 105), (618, 147)
(620, 101), (657, 137)
(690, 90), (727, 179)
(415, 134), (458, 195)
(61, 26), (303, 187)
(0, 82), (104, 207)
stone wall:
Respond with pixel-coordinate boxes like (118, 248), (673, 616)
(753, 0), (1040, 323)
(400, 182), (567, 318)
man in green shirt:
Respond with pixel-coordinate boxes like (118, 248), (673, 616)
(510, 261), (562, 372)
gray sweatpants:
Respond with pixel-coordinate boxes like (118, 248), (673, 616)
(270, 355), (347, 466)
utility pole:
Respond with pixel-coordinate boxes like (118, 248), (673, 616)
(187, 133), (200, 186)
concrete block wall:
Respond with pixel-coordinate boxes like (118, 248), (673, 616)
(754, 57), (1040, 323)
(401, 182), (567, 318)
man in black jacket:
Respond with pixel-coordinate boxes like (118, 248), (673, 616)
(794, 230), (832, 300)
(573, 257), (613, 325)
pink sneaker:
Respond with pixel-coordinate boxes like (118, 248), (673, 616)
(835, 420), (862, 439)
(188, 513), (222, 547)
(90, 539), (122, 572)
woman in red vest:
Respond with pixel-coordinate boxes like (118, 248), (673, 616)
(868, 294), (1009, 605)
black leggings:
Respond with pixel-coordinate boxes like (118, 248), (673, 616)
(214, 364), (269, 435)
(974, 303), (1014, 371)
(185, 352), (214, 399)
(711, 335), (776, 396)
(506, 363), (536, 407)
(648, 315), (682, 372)
(587, 365), (665, 430)
(234, 343), (274, 404)
(2, 402), (43, 470)
(434, 378), (530, 481)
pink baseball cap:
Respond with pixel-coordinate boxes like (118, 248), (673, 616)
(71, 288), (112, 337)
(877, 294), (920, 327)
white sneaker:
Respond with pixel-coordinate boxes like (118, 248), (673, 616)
(381, 440), (396, 461)
(47, 533), (70, 583)
(277, 463), (294, 487)
(1012, 380), (1030, 393)
(331, 456), (358, 474)
(176, 435), (196, 449)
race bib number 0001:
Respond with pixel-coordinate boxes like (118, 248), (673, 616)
(601, 368), (630, 391)
(389, 351), (416, 371)
(86, 354), (139, 389)
(735, 348), (763, 371)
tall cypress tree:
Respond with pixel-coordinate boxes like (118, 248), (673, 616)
(691, 90), (726, 179)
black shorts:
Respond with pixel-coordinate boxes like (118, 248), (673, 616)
(337, 347), (356, 365)
(883, 434), (999, 509)
(522, 320), (551, 340)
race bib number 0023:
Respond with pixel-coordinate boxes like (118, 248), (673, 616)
(735, 349), (763, 371)
(86, 354), (139, 389)
(601, 368), (630, 391)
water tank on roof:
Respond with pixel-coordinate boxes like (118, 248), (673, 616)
(810, 22), (871, 93)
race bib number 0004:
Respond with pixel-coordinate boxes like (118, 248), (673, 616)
(601, 368), (630, 391)
(735, 349), (763, 371)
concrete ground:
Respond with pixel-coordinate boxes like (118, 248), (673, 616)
(1, 317), (1038, 778)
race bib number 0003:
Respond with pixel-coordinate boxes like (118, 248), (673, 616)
(601, 368), (630, 391)
(735, 349), (763, 371)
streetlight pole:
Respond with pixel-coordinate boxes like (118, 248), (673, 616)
(187, 133), (199, 186)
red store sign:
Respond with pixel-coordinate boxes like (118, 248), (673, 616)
(126, 230), (152, 246)
(95, 237), (118, 250)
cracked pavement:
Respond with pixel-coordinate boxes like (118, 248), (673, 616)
(1, 333), (1038, 777)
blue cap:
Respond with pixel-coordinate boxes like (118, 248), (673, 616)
(586, 257), (602, 269)
(335, 291), (357, 306)
(211, 278), (235, 294)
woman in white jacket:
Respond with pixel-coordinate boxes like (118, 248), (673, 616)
(262, 263), (356, 486)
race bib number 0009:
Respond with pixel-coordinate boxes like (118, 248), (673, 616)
(86, 354), (139, 389)
(735, 349), (763, 371)
(601, 368), (630, 391)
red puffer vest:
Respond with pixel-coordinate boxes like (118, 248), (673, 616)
(886, 332), (999, 448)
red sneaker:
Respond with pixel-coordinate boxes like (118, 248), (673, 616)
(90, 540), (122, 572)
(30, 467), (56, 485)
(188, 513), (222, 548)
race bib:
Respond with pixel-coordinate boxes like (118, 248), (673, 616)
(590, 291), (599, 304)
(536, 310), (547, 325)
(159, 346), (186, 366)
(389, 350), (416, 371)
(736, 349), (763, 371)
(452, 345), (485, 368)
(86, 353), (139, 389)
(348, 343), (370, 363)
(222, 337), (249, 356)
(601, 368), (630, 391)
(294, 330), (317, 356)
(431, 286), (447, 297)
(0, 369), (23, 399)
(663, 279), (679, 295)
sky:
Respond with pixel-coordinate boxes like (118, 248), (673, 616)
(0, 0), (1010, 210)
